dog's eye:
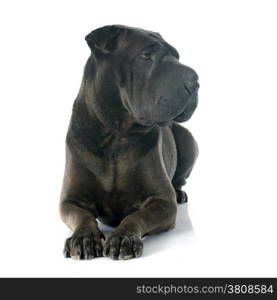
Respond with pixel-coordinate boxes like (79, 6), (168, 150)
(141, 52), (152, 60)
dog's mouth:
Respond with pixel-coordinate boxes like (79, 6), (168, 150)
(135, 118), (167, 129)
(134, 93), (198, 127)
(173, 94), (198, 123)
(173, 107), (188, 122)
(156, 121), (168, 127)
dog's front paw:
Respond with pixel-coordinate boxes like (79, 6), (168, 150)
(103, 233), (143, 260)
(63, 229), (104, 260)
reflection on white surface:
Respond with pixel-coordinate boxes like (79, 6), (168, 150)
(143, 203), (194, 257)
(98, 203), (194, 257)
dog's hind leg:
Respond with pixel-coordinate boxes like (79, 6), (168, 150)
(171, 122), (198, 203)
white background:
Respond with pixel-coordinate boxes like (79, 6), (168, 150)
(0, 0), (276, 277)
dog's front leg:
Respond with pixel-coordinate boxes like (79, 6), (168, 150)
(103, 197), (177, 260)
(60, 201), (104, 260)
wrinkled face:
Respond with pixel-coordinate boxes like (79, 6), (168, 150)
(86, 25), (199, 126)
(114, 28), (199, 126)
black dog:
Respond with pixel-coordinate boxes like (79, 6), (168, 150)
(60, 25), (199, 260)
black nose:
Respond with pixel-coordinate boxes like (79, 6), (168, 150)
(184, 81), (199, 95)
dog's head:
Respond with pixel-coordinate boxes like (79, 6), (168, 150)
(85, 25), (199, 127)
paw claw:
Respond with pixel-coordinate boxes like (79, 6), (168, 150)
(63, 230), (104, 260)
(104, 234), (143, 260)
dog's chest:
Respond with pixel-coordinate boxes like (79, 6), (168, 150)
(94, 137), (145, 223)
(95, 136), (140, 192)
(71, 128), (161, 215)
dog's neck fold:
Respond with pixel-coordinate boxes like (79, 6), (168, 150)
(74, 87), (152, 139)
(73, 55), (154, 138)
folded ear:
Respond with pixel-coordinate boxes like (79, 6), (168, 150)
(85, 25), (124, 54)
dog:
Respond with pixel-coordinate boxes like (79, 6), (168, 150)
(60, 25), (199, 260)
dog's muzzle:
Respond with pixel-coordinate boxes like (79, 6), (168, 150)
(173, 81), (199, 122)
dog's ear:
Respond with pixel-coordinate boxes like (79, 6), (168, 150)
(154, 32), (179, 59)
(85, 25), (124, 54)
